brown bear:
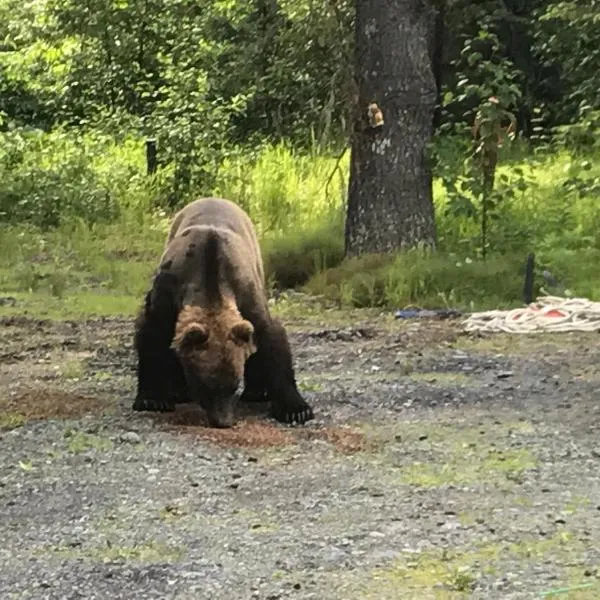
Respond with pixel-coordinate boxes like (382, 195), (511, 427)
(132, 197), (314, 428)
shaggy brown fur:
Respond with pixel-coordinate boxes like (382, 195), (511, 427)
(133, 197), (313, 428)
(172, 303), (256, 395)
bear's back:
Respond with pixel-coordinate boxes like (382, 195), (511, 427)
(161, 198), (265, 304)
(168, 198), (257, 246)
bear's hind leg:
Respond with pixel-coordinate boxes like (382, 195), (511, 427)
(255, 318), (314, 425)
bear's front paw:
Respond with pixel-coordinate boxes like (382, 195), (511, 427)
(132, 393), (175, 413)
(271, 390), (314, 426)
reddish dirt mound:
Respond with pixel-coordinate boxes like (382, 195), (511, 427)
(300, 426), (371, 454)
(1, 388), (111, 421)
(158, 406), (295, 448)
(155, 405), (369, 453)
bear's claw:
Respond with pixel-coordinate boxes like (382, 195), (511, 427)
(133, 394), (175, 412)
(272, 402), (314, 426)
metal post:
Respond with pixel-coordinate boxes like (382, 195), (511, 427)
(146, 138), (157, 175)
(523, 253), (535, 305)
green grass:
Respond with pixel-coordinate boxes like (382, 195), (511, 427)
(1, 136), (599, 317)
(45, 540), (186, 564)
(0, 291), (140, 318)
(216, 141), (347, 237)
(63, 429), (113, 454)
(0, 412), (27, 430)
(305, 246), (600, 310)
(357, 532), (588, 599)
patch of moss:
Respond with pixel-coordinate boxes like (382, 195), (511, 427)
(357, 420), (538, 488)
(455, 332), (592, 357)
(361, 419), (536, 451)
(358, 533), (586, 599)
(47, 540), (185, 564)
(94, 371), (113, 381)
(0, 411), (26, 430)
(298, 377), (323, 392)
(564, 496), (592, 514)
(399, 448), (536, 488)
(63, 430), (113, 454)
(60, 359), (85, 380)
(0, 291), (139, 319)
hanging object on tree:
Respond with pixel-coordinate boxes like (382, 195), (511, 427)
(367, 102), (384, 129)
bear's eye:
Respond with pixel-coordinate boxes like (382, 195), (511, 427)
(231, 321), (254, 345)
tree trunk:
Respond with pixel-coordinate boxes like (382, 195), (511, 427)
(345, 0), (438, 257)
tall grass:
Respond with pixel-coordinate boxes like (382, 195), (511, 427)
(216, 142), (348, 237)
(0, 129), (599, 314)
(305, 247), (600, 310)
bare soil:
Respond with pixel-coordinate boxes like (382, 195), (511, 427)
(1, 310), (600, 599)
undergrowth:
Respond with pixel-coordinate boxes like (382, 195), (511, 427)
(0, 132), (599, 315)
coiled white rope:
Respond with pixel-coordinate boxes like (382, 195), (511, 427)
(463, 295), (600, 334)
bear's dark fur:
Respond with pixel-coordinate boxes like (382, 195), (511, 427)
(133, 197), (314, 428)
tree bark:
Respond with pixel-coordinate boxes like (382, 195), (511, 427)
(345, 0), (438, 257)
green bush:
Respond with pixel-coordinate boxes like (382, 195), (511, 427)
(305, 250), (525, 310)
(0, 128), (163, 228)
(262, 217), (345, 289)
(434, 150), (600, 254)
(1, 134), (599, 310)
(306, 247), (600, 310)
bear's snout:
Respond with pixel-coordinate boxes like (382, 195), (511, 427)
(205, 394), (238, 428)
(200, 380), (243, 428)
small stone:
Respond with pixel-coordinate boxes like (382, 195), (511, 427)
(497, 371), (514, 379)
(120, 431), (141, 444)
(554, 517), (566, 524)
(418, 434), (428, 441)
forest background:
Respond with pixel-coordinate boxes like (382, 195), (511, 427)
(0, 0), (598, 316)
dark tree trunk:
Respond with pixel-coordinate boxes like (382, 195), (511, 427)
(345, 0), (438, 257)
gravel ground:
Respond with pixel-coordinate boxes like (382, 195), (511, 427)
(1, 309), (600, 599)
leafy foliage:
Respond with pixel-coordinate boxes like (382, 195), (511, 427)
(0, 0), (599, 308)
(0, 128), (154, 227)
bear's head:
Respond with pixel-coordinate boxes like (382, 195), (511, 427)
(172, 304), (256, 428)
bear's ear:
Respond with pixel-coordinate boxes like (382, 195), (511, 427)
(175, 323), (209, 353)
(230, 320), (254, 346)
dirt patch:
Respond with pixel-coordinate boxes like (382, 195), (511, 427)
(160, 410), (295, 449)
(0, 388), (111, 425)
(2, 313), (600, 599)
(150, 405), (370, 453)
(299, 426), (372, 454)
